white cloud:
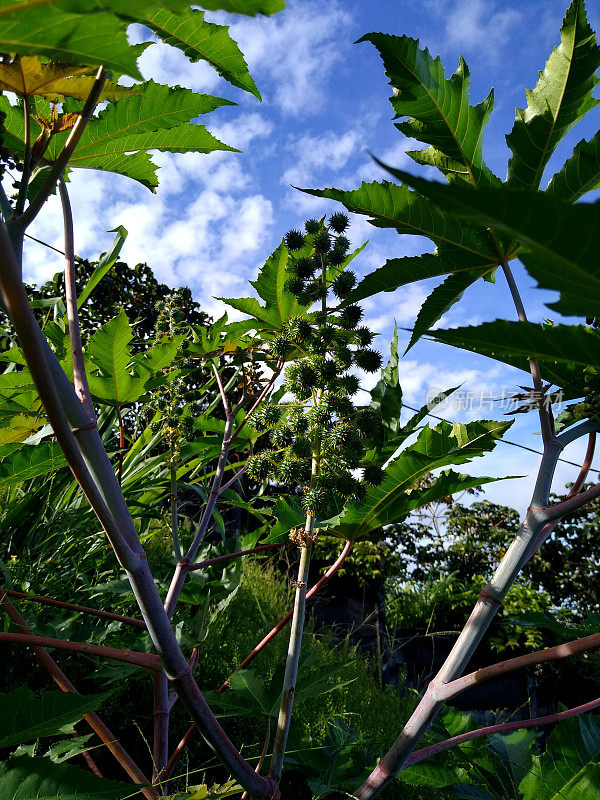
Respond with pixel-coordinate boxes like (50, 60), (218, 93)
(282, 128), (366, 186)
(441, 0), (521, 59)
(227, 0), (354, 115)
(137, 40), (222, 93)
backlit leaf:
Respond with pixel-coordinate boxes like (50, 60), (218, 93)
(506, 0), (600, 190)
(360, 33), (499, 186)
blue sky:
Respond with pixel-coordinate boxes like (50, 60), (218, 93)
(20, 0), (600, 513)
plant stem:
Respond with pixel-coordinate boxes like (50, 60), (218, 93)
(268, 538), (312, 782)
(0, 593), (157, 797)
(170, 462), (182, 561)
(501, 261), (553, 444)
(16, 67), (107, 230)
(0, 221), (278, 800)
(353, 447), (562, 798)
(15, 94), (32, 217)
(187, 543), (282, 572)
(407, 695), (600, 766)
(153, 672), (170, 791)
(59, 176), (95, 419)
(1, 587), (146, 628)
(0, 631), (163, 670)
(220, 540), (352, 690)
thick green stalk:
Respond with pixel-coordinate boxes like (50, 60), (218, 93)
(0, 219), (278, 800)
(268, 536), (312, 782)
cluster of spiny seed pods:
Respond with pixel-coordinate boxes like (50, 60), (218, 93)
(247, 214), (385, 518)
(149, 290), (196, 466)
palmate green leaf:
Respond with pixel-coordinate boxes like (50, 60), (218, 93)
(220, 240), (312, 336)
(520, 714), (600, 800)
(0, 755), (132, 800)
(360, 34), (499, 187)
(66, 124), (235, 189)
(334, 468), (505, 542)
(369, 322), (402, 441)
(546, 131), (600, 201)
(84, 310), (182, 404)
(0, 442), (66, 488)
(1, 0), (191, 17)
(0, 3), (144, 79)
(76, 226), (127, 310)
(0, 413), (43, 444)
(304, 182), (501, 263)
(198, 0), (284, 14)
(429, 322), (600, 400)
(331, 419), (511, 541)
(406, 268), (490, 353)
(0, 688), (107, 748)
(506, 0), (600, 190)
(144, 7), (260, 98)
(345, 249), (499, 306)
(382, 167), (600, 318)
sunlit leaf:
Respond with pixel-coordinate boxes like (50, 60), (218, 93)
(360, 33), (499, 186)
(506, 0), (600, 190)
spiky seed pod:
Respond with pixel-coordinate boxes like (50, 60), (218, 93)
(180, 416), (195, 441)
(294, 257), (316, 280)
(333, 346), (353, 369)
(288, 408), (309, 435)
(270, 425), (294, 448)
(333, 235), (350, 254)
(339, 304), (363, 330)
(291, 437), (312, 458)
(355, 408), (382, 437)
(354, 326), (374, 347)
(302, 486), (328, 515)
(313, 231), (331, 253)
(321, 359), (337, 383)
(332, 271), (357, 299)
(351, 481), (367, 502)
(354, 348), (383, 373)
(277, 456), (299, 483)
(328, 248), (347, 266)
(334, 471), (360, 497)
(304, 218), (320, 234)
(307, 282), (328, 302)
(270, 334), (291, 358)
(285, 361), (318, 397)
(363, 463), (385, 486)
(330, 395), (354, 418)
(337, 374), (361, 397)
(288, 316), (313, 342)
(246, 452), (273, 481)
(262, 405), (282, 427)
(296, 289), (313, 307)
(308, 403), (331, 427)
(329, 212), (349, 233)
(284, 276), (305, 297)
(285, 229), (305, 251)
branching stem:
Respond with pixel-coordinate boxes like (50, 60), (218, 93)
(59, 176), (95, 419)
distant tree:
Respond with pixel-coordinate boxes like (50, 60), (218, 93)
(390, 486), (600, 617)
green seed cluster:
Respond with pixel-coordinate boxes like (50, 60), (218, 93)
(149, 290), (197, 465)
(246, 214), (385, 518)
